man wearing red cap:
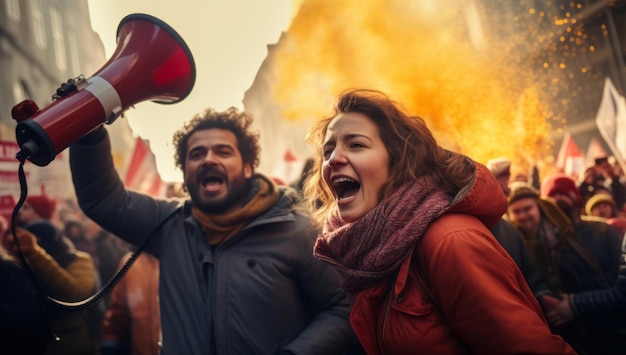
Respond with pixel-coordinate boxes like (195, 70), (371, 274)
(540, 174), (622, 267)
(19, 195), (57, 224)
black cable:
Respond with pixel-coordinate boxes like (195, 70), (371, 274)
(12, 149), (181, 312)
(11, 155), (59, 342)
(51, 205), (180, 311)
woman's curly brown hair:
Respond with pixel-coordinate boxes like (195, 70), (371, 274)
(172, 107), (260, 172)
(304, 89), (473, 225)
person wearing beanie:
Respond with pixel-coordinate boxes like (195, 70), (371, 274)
(540, 174), (621, 258)
(25, 195), (57, 221)
(507, 181), (626, 354)
(487, 157), (512, 196)
(585, 192), (626, 237)
(486, 164), (553, 304)
(585, 192), (617, 218)
(17, 195), (57, 226)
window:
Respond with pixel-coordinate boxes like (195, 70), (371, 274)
(6, 0), (20, 22)
(68, 31), (80, 74)
(32, 0), (46, 48)
(49, 6), (67, 71)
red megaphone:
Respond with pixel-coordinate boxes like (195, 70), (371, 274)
(13, 13), (196, 166)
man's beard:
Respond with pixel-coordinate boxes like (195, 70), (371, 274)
(189, 173), (250, 214)
(556, 200), (577, 222)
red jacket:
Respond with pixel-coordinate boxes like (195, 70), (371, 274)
(349, 164), (576, 354)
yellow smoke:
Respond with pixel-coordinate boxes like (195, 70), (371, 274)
(271, 0), (585, 176)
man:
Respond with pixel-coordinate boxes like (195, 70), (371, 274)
(486, 158), (552, 302)
(540, 174), (622, 280)
(507, 181), (624, 354)
(70, 107), (355, 354)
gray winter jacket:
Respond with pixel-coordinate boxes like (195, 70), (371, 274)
(69, 130), (355, 355)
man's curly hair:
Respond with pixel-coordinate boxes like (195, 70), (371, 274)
(172, 107), (261, 172)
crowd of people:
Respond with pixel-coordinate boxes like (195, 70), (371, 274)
(1, 87), (626, 354)
(489, 155), (626, 354)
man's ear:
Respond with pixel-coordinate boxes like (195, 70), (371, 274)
(244, 163), (253, 178)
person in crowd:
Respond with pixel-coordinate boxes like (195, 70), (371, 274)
(546, 236), (626, 326)
(508, 181), (624, 354)
(304, 89), (574, 354)
(3, 195), (100, 355)
(69, 107), (355, 354)
(83, 218), (131, 292)
(585, 191), (626, 237)
(487, 157), (512, 196)
(63, 219), (96, 257)
(100, 251), (160, 355)
(598, 156), (626, 211)
(540, 174), (622, 278)
(578, 163), (608, 206)
(0, 215), (49, 355)
(578, 158), (626, 212)
(486, 158), (553, 303)
(609, 156), (626, 213)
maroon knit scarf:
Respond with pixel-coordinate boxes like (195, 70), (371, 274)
(314, 179), (453, 293)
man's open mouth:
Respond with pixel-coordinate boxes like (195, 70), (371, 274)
(199, 168), (226, 189)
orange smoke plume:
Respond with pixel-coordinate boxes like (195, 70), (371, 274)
(271, 0), (586, 175)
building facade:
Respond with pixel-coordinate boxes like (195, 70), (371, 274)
(0, 0), (140, 201)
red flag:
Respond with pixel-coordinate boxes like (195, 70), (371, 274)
(585, 138), (608, 165)
(125, 137), (164, 197)
(556, 133), (584, 178)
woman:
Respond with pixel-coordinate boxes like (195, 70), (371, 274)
(304, 89), (575, 354)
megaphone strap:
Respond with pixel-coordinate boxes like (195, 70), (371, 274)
(85, 77), (123, 124)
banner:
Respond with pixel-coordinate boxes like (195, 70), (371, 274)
(0, 140), (74, 221)
(556, 132), (584, 178)
(595, 77), (626, 173)
(125, 137), (164, 197)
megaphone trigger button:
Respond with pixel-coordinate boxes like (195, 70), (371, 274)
(11, 100), (40, 122)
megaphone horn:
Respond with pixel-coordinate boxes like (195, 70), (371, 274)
(13, 13), (196, 166)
